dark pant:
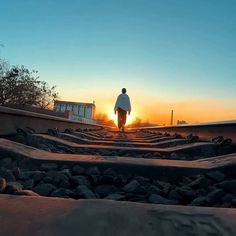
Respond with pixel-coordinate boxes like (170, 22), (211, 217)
(117, 108), (127, 129)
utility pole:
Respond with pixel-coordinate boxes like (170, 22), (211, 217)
(170, 110), (174, 125)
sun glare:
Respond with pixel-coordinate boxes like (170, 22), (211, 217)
(107, 110), (136, 126)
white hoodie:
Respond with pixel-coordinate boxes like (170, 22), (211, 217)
(114, 93), (131, 113)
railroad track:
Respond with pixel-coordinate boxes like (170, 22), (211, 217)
(0, 106), (236, 235)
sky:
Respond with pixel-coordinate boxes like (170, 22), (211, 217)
(0, 0), (236, 125)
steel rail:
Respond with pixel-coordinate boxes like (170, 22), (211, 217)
(136, 120), (236, 144)
(0, 106), (103, 135)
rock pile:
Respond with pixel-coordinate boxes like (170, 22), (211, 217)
(0, 156), (236, 208)
(10, 132), (236, 161)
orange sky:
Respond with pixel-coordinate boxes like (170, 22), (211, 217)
(60, 88), (236, 125)
(137, 99), (236, 125)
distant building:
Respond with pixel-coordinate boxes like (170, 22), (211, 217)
(54, 100), (95, 121)
(177, 120), (188, 125)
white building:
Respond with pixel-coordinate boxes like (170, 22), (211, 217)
(54, 100), (95, 120)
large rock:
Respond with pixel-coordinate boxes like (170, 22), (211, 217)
(147, 185), (163, 196)
(32, 171), (46, 183)
(103, 168), (116, 177)
(111, 151), (118, 156)
(94, 185), (117, 198)
(58, 179), (71, 189)
(88, 174), (101, 186)
(134, 176), (150, 185)
(40, 163), (58, 171)
(176, 186), (196, 202)
(85, 166), (101, 176)
(102, 168), (117, 184)
(12, 167), (21, 179)
(232, 199), (236, 207)
(33, 183), (56, 196)
(22, 179), (35, 189)
(206, 171), (226, 182)
(123, 180), (146, 194)
(154, 180), (172, 195)
(18, 171), (33, 181)
(0, 158), (12, 168)
(38, 144), (51, 152)
(167, 189), (183, 202)
(105, 193), (125, 201)
(43, 176), (54, 184)
(144, 153), (153, 158)
(60, 165), (69, 170)
(148, 194), (177, 205)
(100, 150), (112, 156)
(60, 169), (71, 177)
(221, 202), (232, 208)
(102, 174), (115, 184)
(170, 153), (179, 159)
(70, 176), (91, 188)
(190, 196), (208, 206)
(206, 188), (225, 205)
(46, 170), (68, 185)
(125, 193), (147, 202)
(18, 158), (33, 169)
(182, 176), (193, 185)
(73, 185), (96, 199)
(221, 194), (234, 204)
(50, 188), (73, 198)
(136, 154), (144, 158)
(0, 178), (7, 192)
(153, 152), (161, 157)
(4, 182), (23, 194)
(188, 176), (208, 189)
(71, 165), (84, 175)
(3, 170), (16, 182)
(217, 180), (236, 194)
(114, 174), (127, 187)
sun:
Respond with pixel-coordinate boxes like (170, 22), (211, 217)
(107, 110), (136, 126)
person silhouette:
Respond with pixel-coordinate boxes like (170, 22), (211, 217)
(114, 88), (131, 132)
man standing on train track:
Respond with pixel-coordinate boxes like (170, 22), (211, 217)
(114, 88), (131, 132)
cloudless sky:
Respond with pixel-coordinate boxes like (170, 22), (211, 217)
(1, 0), (236, 124)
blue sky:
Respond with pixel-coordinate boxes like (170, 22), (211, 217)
(0, 0), (235, 123)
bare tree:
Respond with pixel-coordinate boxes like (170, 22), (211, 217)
(0, 61), (58, 108)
